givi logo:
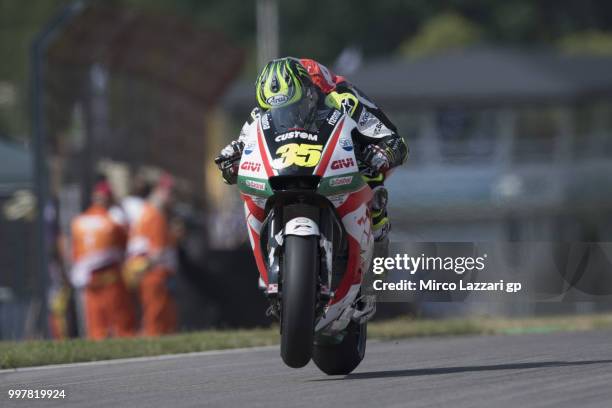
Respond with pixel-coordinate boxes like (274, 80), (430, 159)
(331, 158), (355, 170)
(241, 162), (261, 172)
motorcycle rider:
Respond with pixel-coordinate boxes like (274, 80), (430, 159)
(216, 57), (407, 243)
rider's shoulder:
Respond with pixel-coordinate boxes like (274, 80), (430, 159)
(324, 91), (360, 117)
(249, 107), (262, 121)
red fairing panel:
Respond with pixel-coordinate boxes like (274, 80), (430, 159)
(331, 186), (373, 305)
(242, 193), (268, 284)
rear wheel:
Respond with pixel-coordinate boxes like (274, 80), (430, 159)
(312, 321), (367, 375)
(280, 235), (318, 368)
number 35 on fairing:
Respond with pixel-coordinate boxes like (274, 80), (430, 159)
(273, 143), (322, 169)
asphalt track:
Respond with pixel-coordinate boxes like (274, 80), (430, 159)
(1, 330), (611, 408)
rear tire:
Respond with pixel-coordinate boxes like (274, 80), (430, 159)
(312, 321), (367, 375)
(280, 235), (318, 368)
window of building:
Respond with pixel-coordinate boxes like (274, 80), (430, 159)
(574, 101), (612, 159)
(513, 107), (561, 163)
(435, 107), (498, 164)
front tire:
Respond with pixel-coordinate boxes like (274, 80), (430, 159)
(280, 235), (318, 368)
(312, 321), (367, 375)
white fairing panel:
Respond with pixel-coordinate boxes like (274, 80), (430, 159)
(342, 203), (374, 277)
(317, 117), (359, 178)
(315, 284), (360, 331)
(284, 217), (320, 237)
(238, 120), (270, 179)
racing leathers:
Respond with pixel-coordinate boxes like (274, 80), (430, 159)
(217, 59), (408, 241)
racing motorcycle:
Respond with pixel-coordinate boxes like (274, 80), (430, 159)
(217, 98), (376, 375)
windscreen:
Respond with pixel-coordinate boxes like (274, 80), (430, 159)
(262, 99), (339, 177)
(269, 96), (318, 134)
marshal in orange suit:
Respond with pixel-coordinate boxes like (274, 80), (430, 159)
(125, 175), (178, 336)
(71, 181), (136, 340)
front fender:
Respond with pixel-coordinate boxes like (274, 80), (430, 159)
(284, 217), (320, 237)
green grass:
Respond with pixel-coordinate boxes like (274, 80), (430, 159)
(0, 328), (279, 370)
(2, 313), (612, 370)
(369, 313), (612, 339)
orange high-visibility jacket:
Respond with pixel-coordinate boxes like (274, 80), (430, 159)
(71, 206), (126, 288)
(127, 203), (176, 272)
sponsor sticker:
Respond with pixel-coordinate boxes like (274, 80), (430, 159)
(374, 121), (384, 135)
(274, 131), (318, 142)
(245, 179), (266, 191)
(241, 161), (261, 172)
(266, 95), (288, 106)
(329, 175), (353, 187)
(327, 110), (341, 126)
(327, 193), (349, 207)
(331, 158), (355, 170)
(244, 141), (255, 155)
(261, 114), (270, 130)
(339, 137), (353, 152)
(358, 110), (371, 127)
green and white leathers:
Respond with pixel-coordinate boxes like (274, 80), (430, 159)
(256, 58), (313, 109)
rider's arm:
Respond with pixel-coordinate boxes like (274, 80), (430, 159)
(351, 105), (408, 171)
(326, 84), (408, 171)
(215, 107), (263, 184)
(236, 107), (262, 144)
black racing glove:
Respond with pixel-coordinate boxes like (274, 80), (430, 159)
(214, 141), (244, 185)
(361, 144), (391, 173)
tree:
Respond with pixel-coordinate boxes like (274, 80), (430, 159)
(558, 30), (612, 56)
(398, 12), (482, 58)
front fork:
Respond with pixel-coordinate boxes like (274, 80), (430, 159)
(261, 206), (375, 331)
(261, 207), (335, 320)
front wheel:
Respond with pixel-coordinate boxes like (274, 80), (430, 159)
(280, 235), (318, 368)
(312, 321), (367, 375)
